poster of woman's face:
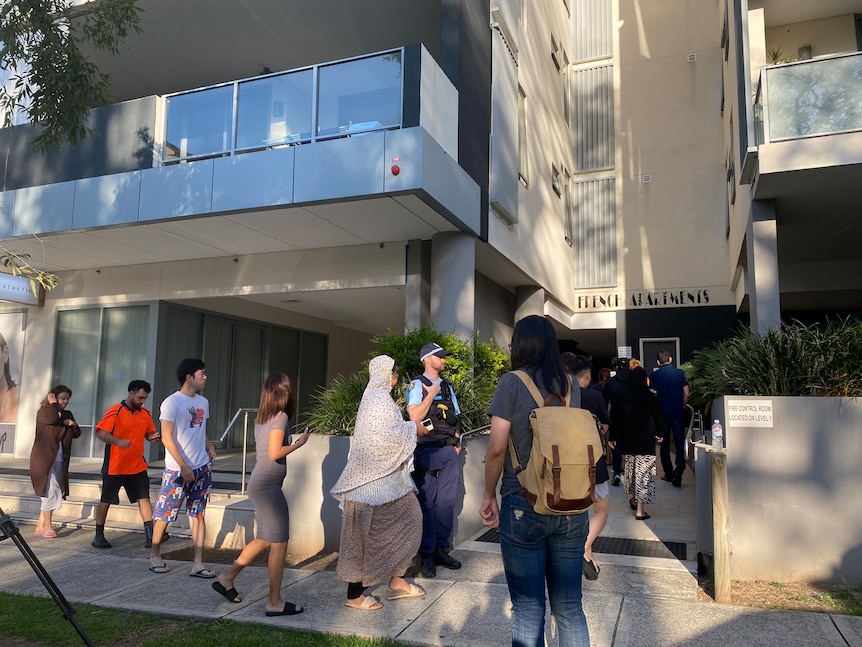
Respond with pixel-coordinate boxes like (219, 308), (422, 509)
(0, 311), (25, 454)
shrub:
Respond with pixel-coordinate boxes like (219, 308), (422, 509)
(302, 328), (509, 435)
(686, 318), (862, 405)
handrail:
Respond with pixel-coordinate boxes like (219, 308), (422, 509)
(459, 423), (491, 448)
(219, 407), (258, 495)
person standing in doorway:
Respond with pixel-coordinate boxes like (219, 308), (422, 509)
(91, 380), (167, 550)
(651, 350), (689, 487)
(149, 358), (216, 577)
(406, 342), (463, 578)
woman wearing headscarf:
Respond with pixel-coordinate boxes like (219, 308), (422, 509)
(481, 315), (591, 646)
(30, 384), (80, 538)
(606, 365), (663, 520)
(331, 355), (426, 611)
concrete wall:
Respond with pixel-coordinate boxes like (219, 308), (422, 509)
(235, 432), (490, 555)
(766, 14), (859, 60)
(696, 396), (862, 584)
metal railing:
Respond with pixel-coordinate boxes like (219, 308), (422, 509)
(219, 407), (258, 495)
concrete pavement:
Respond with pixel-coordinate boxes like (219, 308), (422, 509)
(2, 516), (860, 646)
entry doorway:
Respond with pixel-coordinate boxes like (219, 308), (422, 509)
(639, 337), (681, 372)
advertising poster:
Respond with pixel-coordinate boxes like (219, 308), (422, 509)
(0, 311), (25, 454)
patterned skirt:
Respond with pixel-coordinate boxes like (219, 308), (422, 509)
(336, 492), (422, 585)
(623, 454), (656, 504)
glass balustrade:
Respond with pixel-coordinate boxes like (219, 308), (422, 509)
(758, 52), (862, 144)
(163, 49), (404, 164)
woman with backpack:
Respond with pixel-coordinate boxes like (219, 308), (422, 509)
(480, 315), (591, 647)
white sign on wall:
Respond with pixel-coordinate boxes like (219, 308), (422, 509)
(727, 399), (774, 428)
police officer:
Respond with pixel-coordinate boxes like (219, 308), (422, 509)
(406, 342), (462, 578)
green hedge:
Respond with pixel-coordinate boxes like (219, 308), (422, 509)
(301, 328), (509, 435)
(685, 318), (862, 408)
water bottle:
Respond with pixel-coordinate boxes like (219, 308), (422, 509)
(711, 420), (723, 451)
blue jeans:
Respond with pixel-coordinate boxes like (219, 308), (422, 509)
(498, 491), (590, 647)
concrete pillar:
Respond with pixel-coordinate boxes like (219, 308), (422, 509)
(430, 232), (475, 339)
(514, 286), (544, 322)
(747, 200), (781, 333)
(405, 239), (431, 331)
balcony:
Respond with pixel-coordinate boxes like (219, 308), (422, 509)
(754, 51), (862, 145)
(0, 45), (480, 270)
(163, 49), (404, 163)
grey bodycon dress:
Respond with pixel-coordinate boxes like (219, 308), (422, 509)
(246, 411), (291, 542)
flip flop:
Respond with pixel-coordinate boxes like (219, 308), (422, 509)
(33, 529), (44, 536)
(583, 557), (600, 580)
(212, 581), (241, 603)
(636, 513), (651, 520)
(189, 568), (216, 579)
(149, 564), (170, 574)
(386, 583), (425, 600)
(265, 601), (303, 616)
(41, 528), (57, 538)
(344, 596), (382, 611)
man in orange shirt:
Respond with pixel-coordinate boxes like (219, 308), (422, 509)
(92, 380), (167, 549)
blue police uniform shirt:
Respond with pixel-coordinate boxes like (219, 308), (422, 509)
(406, 375), (461, 415)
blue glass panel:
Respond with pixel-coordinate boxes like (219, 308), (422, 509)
(317, 51), (402, 138)
(165, 86), (233, 160)
(237, 69), (314, 149)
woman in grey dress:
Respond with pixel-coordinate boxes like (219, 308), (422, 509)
(212, 374), (309, 616)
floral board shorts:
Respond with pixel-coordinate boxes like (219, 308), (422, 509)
(153, 464), (211, 521)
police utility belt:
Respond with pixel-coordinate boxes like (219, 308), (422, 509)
(417, 436), (459, 450)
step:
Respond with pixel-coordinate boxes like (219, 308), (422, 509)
(1, 478), (257, 550)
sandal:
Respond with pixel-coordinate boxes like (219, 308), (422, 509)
(629, 498), (638, 511)
(387, 583), (425, 600)
(636, 513), (651, 520)
(41, 528), (57, 538)
(345, 595), (382, 611)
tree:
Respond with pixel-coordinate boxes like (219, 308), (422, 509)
(0, 0), (141, 152)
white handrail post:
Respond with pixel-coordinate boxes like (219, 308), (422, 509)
(241, 410), (249, 495)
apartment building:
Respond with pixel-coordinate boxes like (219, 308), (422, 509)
(1, 0), (856, 460)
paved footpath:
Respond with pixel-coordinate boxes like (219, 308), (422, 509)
(1, 523), (860, 647)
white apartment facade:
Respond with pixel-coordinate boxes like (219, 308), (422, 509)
(0, 0), (857, 459)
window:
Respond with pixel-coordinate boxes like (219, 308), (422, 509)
(552, 164), (562, 196)
(551, 36), (561, 71)
(53, 306), (150, 458)
(518, 86), (529, 185)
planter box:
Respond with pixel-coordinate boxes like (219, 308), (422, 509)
(696, 395), (862, 584)
(247, 433), (488, 556)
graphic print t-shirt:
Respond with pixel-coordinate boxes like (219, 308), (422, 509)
(160, 391), (210, 471)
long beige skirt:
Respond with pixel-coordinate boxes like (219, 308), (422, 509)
(336, 492), (422, 585)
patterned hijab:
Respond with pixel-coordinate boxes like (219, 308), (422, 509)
(330, 355), (417, 499)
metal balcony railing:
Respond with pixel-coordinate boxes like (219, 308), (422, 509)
(161, 48), (404, 165)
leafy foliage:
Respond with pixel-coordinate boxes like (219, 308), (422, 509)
(0, 247), (58, 295)
(0, 0), (142, 152)
(686, 318), (862, 405)
(302, 328), (510, 435)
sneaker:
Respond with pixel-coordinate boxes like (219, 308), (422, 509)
(91, 535), (112, 549)
(434, 548), (461, 570)
(611, 474), (621, 486)
(672, 476), (682, 488)
(419, 554), (436, 578)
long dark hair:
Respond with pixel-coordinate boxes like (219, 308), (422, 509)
(41, 384), (72, 407)
(510, 315), (569, 397)
(255, 373), (295, 424)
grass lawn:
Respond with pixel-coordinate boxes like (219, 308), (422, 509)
(0, 592), (404, 647)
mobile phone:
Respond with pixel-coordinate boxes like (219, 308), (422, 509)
(421, 418), (434, 431)
(293, 427), (310, 444)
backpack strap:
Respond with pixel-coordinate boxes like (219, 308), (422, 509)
(506, 370), (570, 474)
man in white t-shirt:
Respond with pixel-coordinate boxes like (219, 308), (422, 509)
(149, 358), (216, 577)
